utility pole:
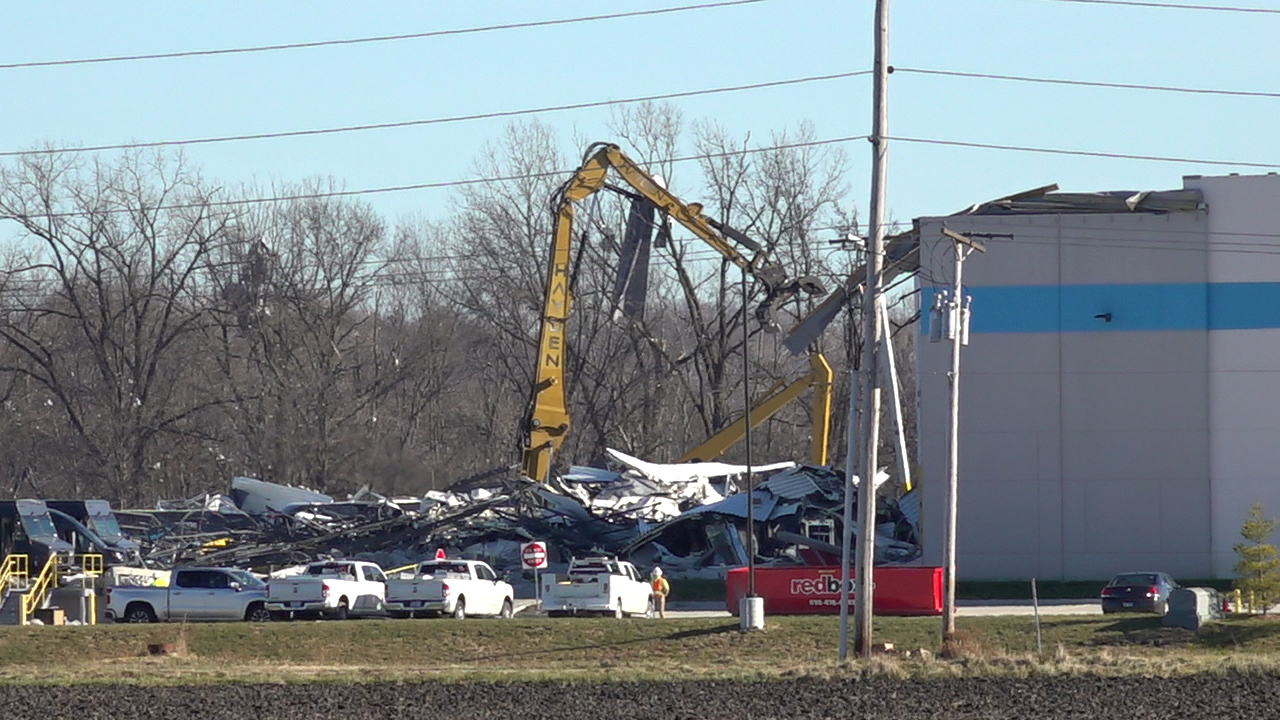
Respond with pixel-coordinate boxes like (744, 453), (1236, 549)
(938, 226), (985, 638)
(853, 0), (892, 660)
(739, 265), (764, 631)
(837, 350), (861, 660)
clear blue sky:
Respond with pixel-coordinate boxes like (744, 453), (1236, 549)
(1, 0), (1276, 234)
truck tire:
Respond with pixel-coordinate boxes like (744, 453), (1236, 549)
(614, 599), (624, 619)
(500, 599), (514, 619)
(124, 603), (157, 623)
(245, 603), (272, 623)
(332, 599), (350, 620)
(452, 597), (467, 620)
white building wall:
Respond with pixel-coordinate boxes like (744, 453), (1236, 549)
(1188, 173), (1280, 577)
(917, 204), (1216, 580)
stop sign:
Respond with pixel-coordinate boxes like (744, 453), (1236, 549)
(520, 541), (548, 570)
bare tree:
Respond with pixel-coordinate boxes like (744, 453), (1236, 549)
(0, 150), (233, 504)
(203, 180), (405, 492)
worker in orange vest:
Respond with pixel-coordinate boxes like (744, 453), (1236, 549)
(650, 566), (670, 619)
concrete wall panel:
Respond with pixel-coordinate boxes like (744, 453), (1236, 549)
(1057, 212), (1207, 285)
(1189, 174), (1280, 283)
(1083, 480), (1164, 554)
(1210, 330), (1280, 372)
(1061, 430), (1209, 483)
(1061, 372), (1208, 432)
(1061, 331), (1207, 374)
(961, 333), (1061, 375)
(959, 431), (1039, 484)
(960, 372), (1061, 434)
(1160, 480), (1212, 555)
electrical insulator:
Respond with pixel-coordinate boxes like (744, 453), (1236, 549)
(945, 294), (958, 341)
(928, 291), (946, 343)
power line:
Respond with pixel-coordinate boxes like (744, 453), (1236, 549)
(0, 0), (768, 71)
(891, 136), (1280, 169)
(1034, 0), (1280, 13)
(5, 133), (1277, 224)
(895, 67), (1280, 99)
(0, 135), (869, 221)
(0, 72), (870, 157)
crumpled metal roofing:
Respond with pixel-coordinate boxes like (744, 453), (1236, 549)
(761, 467), (822, 499)
(605, 448), (795, 484)
(962, 187), (1204, 215)
(682, 490), (779, 521)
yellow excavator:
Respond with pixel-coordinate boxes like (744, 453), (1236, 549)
(679, 352), (832, 466)
(519, 142), (824, 482)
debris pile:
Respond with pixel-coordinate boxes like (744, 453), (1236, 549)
(112, 451), (920, 579)
(621, 464), (920, 578)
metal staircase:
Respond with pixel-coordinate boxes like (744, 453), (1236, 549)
(0, 554), (30, 625)
(17, 554), (57, 625)
(0, 553), (105, 625)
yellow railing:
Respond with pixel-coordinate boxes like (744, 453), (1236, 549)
(0, 554), (30, 597)
(19, 554), (58, 626)
(79, 554), (103, 626)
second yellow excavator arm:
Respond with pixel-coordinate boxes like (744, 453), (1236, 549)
(678, 352), (833, 466)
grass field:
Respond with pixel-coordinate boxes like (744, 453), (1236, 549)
(3, 613), (1280, 685)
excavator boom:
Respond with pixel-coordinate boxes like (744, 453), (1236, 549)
(679, 352), (832, 466)
(520, 143), (824, 482)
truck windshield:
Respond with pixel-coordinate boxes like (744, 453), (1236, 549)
(231, 570), (266, 589)
(418, 562), (470, 576)
(19, 512), (57, 541)
(306, 564), (355, 577)
(88, 514), (123, 541)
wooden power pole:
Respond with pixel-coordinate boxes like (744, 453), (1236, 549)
(939, 227), (985, 638)
(852, 0), (892, 660)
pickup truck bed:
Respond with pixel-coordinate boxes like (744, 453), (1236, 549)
(541, 558), (655, 619)
(384, 560), (514, 619)
(265, 561), (387, 620)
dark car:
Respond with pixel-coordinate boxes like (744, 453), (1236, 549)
(1101, 571), (1179, 615)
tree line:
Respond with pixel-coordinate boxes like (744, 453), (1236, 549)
(0, 106), (916, 507)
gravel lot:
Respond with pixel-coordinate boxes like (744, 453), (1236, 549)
(2, 676), (1279, 719)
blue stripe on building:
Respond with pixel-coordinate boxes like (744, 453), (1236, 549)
(920, 282), (1280, 334)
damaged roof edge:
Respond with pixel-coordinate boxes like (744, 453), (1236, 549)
(955, 185), (1205, 216)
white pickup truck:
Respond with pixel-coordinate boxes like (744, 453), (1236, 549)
(541, 557), (655, 618)
(264, 560), (387, 620)
(104, 567), (270, 623)
(385, 559), (515, 619)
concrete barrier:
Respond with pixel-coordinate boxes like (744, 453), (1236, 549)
(1163, 587), (1221, 630)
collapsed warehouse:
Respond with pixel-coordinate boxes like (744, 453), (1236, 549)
(56, 144), (926, 586)
(109, 450), (920, 581)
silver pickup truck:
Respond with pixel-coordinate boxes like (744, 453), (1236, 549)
(105, 567), (271, 623)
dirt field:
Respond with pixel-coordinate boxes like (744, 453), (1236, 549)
(2, 676), (1278, 719)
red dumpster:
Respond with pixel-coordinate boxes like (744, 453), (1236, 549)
(725, 566), (943, 616)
